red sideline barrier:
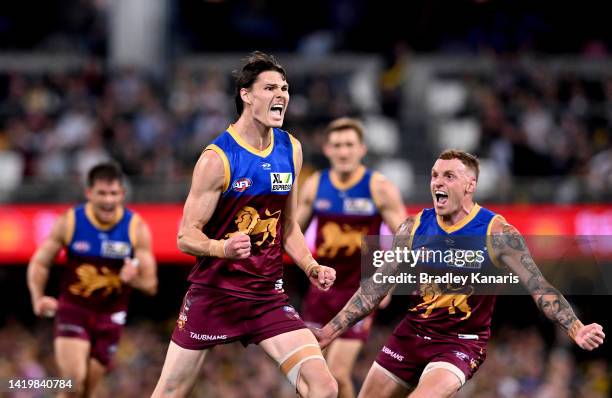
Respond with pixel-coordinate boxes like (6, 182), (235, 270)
(1, 204), (611, 264)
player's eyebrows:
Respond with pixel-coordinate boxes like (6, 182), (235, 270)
(262, 81), (289, 90)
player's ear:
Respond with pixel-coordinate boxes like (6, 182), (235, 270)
(466, 177), (476, 194)
(240, 88), (251, 105)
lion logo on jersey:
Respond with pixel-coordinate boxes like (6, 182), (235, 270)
(317, 222), (368, 258)
(410, 282), (473, 320)
(225, 206), (281, 246)
(69, 264), (122, 297)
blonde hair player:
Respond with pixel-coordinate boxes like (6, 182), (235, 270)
(314, 149), (605, 398)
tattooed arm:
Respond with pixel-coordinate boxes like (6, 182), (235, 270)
(313, 216), (415, 348)
(489, 218), (605, 351)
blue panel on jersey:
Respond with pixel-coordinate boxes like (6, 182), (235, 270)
(210, 127), (296, 199)
(313, 169), (378, 216)
(67, 205), (134, 260)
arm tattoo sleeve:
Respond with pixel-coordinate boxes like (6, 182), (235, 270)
(329, 216), (415, 334)
(496, 224), (578, 333)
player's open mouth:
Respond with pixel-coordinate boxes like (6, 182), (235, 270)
(435, 190), (448, 205)
(270, 104), (284, 116)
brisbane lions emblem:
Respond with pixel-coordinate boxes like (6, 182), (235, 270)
(317, 222), (368, 258)
(225, 206), (281, 246)
(69, 264), (122, 297)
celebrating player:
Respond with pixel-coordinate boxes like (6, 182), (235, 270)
(314, 149), (605, 398)
(152, 51), (338, 398)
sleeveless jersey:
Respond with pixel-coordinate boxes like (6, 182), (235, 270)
(60, 203), (137, 313)
(404, 204), (502, 341)
(312, 168), (382, 291)
(188, 125), (298, 299)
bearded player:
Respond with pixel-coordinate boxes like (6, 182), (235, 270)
(314, 149), (605, 398)
(297, 117), (406, 397)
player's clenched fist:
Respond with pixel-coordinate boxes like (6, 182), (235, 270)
(575, 323), (605, 351)
(224, 233), (251, 259)
(33, 296), (58, 318)
(309, 265), (336, 291)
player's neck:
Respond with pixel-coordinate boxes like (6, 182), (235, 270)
(232, 117), (272, 150)
(331, 165), (364, 181)
(439, 200), (476, 226)
(330, 165), (365, 190)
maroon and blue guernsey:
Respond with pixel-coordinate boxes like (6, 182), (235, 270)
(188, 125), (299, 299)
(301, 167), (382, 341)
(401, 204), (503, 342)
(60, 203), (137, 313)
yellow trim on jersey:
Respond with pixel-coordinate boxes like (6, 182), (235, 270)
(227, 124), (274, 158)
(407, 211), (423, 250)
(288, 132), (300, 174)
(85, 203), (124, 231)
(205, 144), (231, 192)
(369, 171), (384, 210)
(129, 213), (141, 248)
(311, 171), (322, 201)
(64, 208), (76, 245)
(436, 203), (481, 234)
(486, 214), (507, 268)
(329, 165), (366, 191)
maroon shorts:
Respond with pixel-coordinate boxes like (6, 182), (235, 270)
(375, 319), (487, 388)
(302, 287), (374, 342)
(171, 284), (307, 350)
(54, 302), (125, 367)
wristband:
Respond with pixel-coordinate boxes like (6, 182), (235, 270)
(209, 239), (227, 258)
(297, 253), (320, 277)
(568, 319), (584, 341)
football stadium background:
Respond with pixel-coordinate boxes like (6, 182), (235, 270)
(0, 1), (611, 396)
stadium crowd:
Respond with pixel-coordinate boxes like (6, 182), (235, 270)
(0, 319), (608, 397)
(1, 57), (611, 202)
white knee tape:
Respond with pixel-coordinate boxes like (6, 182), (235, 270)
(279, 344), (325, 387)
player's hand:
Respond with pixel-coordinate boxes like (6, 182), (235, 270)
(575, 323), (605, 351)
(33, 296), (58, 318)
(309, 265), (336, 291)
(379, 293), (392, 309)
(310, 325), (335, 349)
(119, 257), (140, 284)
(224, 233), (251, 259)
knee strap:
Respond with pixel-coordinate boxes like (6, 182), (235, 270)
(279, 344), (325, 387)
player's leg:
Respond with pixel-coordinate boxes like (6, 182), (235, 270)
(325, 338), (363, 398)
(358, 362), (410, 398)
(55, 337), (91, 397)
(407, 364), (462, 398)
(84, 358), (106, 397)
(260, 328), (338, 398)
(151, 341), (208, 398)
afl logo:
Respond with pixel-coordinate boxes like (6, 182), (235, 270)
(232, 178), (252, 192)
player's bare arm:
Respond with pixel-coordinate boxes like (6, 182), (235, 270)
(177, 149), (251, 259)
(27, 211), (69, 317)
(490, 218), (605, 351)
(371, 172), (407, 233)
(119, 217), (158, 295)
(314, 216), (415, 347)
(283, 139), (336, 290)
(295, 171), (320, 230)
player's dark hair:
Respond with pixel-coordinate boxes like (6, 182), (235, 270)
(87, 162), (124, 187)
(234, 51), (287, 116)
(324, 117), (365, 142)
(438, 149), (480, 180)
